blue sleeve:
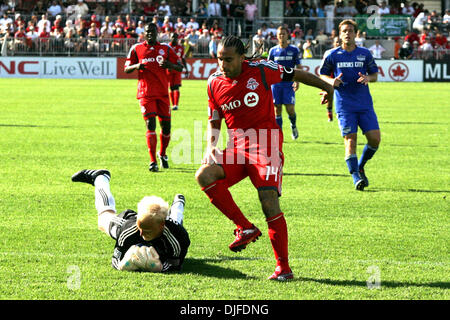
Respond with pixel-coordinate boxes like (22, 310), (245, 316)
(267, 47), (274, 61)
(366, 51), (378, 74)
(319, 51), (334, 76)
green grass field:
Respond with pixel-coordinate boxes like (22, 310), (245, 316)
(0, 79), (448, 300)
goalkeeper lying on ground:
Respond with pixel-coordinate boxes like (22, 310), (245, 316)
(71, 169), (190, 272)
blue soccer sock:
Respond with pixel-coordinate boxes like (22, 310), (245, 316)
(359, 144), (378, 170)
(346, 154), (361, 184)
(275, 115), (283, 129)
(288, 113), (297, 128)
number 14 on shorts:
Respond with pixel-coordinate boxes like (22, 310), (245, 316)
(265, 166), (279, 181)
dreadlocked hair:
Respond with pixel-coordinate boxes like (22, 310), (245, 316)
(219, 35), (263, 61)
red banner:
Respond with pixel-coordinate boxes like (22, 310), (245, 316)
(116, 57), (219, 80)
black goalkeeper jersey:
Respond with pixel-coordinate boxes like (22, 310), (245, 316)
(109, 209), (190, 272)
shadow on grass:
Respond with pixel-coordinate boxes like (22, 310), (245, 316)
(182, 257), (259, 280)
(373, 188), (450, 194)
(0, 124), (72, 128)
(299, 277), (450, 289)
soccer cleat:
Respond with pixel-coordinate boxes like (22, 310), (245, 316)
(327, 109), (333, 122)
(149, 162), (159, 172)
(352, 172), (365, 191)
(291, 126), (299, 140)
(71, 169), (110, 186)
(172, 105), (178, 110)
(229, 225), (262, 252)
(268, 266), (294, 281)
(157, 152), (169, 169)
(173, 194), (186, 206)
(359, 168), (369, 187)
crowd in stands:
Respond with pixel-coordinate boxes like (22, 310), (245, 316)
(0, 0), (448, 60)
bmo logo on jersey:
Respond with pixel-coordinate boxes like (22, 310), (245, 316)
(141, 55), (164, 64)
(244, 92), (259, 107)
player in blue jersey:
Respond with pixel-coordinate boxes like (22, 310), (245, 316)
(268, 26), (302, 140)
(319, 20), (381, 191)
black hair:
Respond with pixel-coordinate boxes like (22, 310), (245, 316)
(219, 35), (262, 60)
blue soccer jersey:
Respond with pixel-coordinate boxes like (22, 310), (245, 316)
(268, 44), (301, 87)
(319, 46), (378, 113)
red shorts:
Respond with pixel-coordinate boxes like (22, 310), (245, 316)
(168, 71), (182, 87)
(139, 97), (171, 121)
(218, 143), (284, 196)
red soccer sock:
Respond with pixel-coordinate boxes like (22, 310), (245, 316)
(202, 179), (253, 230)
(159, 132), (171, 156)
(146, 130), (157, 163)
(173, 90), (180, 106)
(267, 213), (290, 270)
(169, 91), (175, 106)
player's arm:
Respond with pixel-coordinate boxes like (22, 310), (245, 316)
(124, 62), (146, 73)
(320, 73), (344, 87)
(357, 72), (378, 85)
(292, 63), (302, 91)
(202, 118), (222, 165)
(160, 59), (183, 72)
(124, 47), (145, 73)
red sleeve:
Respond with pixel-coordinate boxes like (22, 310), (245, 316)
(125, 45), (138, 67)
(260, 60), (285, 87)
(167, 46), (179, 65)
(207, 80), (223, 121)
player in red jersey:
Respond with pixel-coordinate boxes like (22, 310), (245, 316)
(124, 23), (183, 172)
(195, 35), (334, 281)
(167, 32), (189, 111)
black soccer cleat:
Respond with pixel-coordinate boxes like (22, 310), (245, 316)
(71, 169), (110, 186)
(157, 152), (169, 169)
(149, 161), (159, 172)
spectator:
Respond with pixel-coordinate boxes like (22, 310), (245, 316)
(399, 41), (413, 59)
(302, 38), (314, 58)
(93, 3), (105, 16)
(112, 27), (125, 52)
(74, 0), (89, 19)
(162, 15), (173, 32)
(64, 19), (75, 36)
(266, 22), (277, 37)
(159, 26), (172, 42)
(402, 1), (415, 16)
(209, 21), (223, 35)
(66, 1), (78, 21)
(343, 1), (358, 18)
(252, 28), (266, 53)
(208, 0), (222, 18)
(369, 39), (386, 59)
(158, 1), (172, 17)
(185, 27), (198, 57)
(186, 17), (199, 31)
(180, 0), (193, 16)
(208, 34), (218, 58)
(443, 9), (450, 25)
(427, 10), (441, 29)
(244, 0), (258, 36)
(412, 9), (428, 32)
(305, 28), (314, 41)
(404, 29), (420, 45)
(411, 40), (420, 59)
(230, 0), (245, 36)
(175, 17), (185, 30)
(195, 2), (208, 20)
(37, 14), (50, 34)
(26, 25), (39, 48)
(377, 1), (390, 16)
(14, 25), (30, 50)
(0, 12), (12, 28)
(315, 29), (328, 47)
(355, 29), (365, 47)
(51, 15), (64, 35)
(39, 27), (51, 51)
(198, 28), (211, 41)
(87, 26), (99, 52)
(291, 23), (303, 39)
(47, 1), (62, 17)
(419, 37), (434, 59)
(90, 14), (101, 29)
(32, 1), (47, 16)
(324, 0), (335, 34)
(135, 21), (145, 35)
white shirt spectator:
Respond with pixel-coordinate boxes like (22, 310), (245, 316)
(0, 14), (12, 28)
(443, 11), (450, 24)
(74, 0), (89, 18)
(26, 27), (39, 41)
(412, 12), (427, 32)
(369, 42), (386, 59)
(402, 5), (415, 15)
(208, 0), (222, 17)
(186, 19), (199, 31)
(37, 16), (51, 33)
(135, 22), (145, 35)
(378, 6), (390, 15)
(158, 2), (172, 17)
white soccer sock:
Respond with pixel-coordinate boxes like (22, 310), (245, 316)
(169, 199), (185, 225)
(94, 175), (116, 215)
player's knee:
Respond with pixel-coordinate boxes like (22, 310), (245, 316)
(195, 164), (222, 187)
(160, 120), (171, 135)
(258, 189), (281, 218)
(146, 118), (156, 131)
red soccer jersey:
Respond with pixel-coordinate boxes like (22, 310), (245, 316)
(207, 60), (286, 132)
(126, 41), (179, 99)
(167, 43), (184, 76)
